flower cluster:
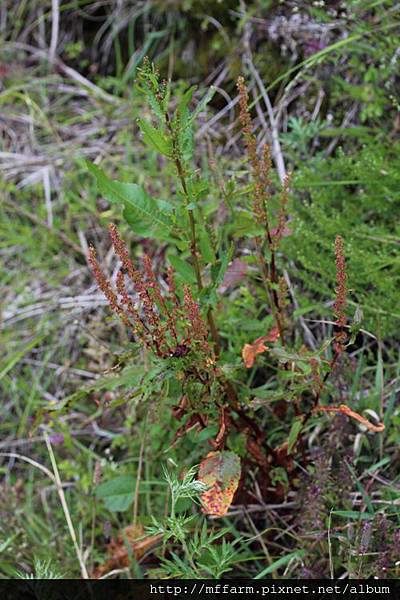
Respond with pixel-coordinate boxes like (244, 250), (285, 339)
(237, 76), (271, 226)
(88, 224), (212, 360)
(236, 76), (290, 343)
(333, 234), (348, 353)
(236, 75), (290, 246)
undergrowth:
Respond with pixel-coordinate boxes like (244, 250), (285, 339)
(1, 1), (399, 581)
(72, 61), (394, 579)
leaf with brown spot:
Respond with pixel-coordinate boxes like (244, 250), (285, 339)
(198, 451), (241, 517)
(314, 404), (385, 433)
(242, 326), (280, 368)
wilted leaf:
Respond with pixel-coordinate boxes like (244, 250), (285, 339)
(93, 523), (162, 578)
(174, 413), (208, 442)
(171, 395), (188, 420)
(198, 451), (241, 517)
(315, 404), (385, 433)
(242, 326), (280, 368)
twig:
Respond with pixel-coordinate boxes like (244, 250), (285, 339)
(241, 5), (286, 183)
(283, 269), (317, 350)
(5, 42), (119, 105)
(49, 0), (60, 63)
(0, 452), (55, 481)
(42, 166), (53, 228)
(328, 508), (334, 579)
(325, 103), (358, 157)
(244, 509), (277, 579)
(246, 58), (286, 183)
(44, 432), (89, 579)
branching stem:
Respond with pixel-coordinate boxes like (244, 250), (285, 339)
(255, 236), (285, 345)
(165, 111), (220, 355)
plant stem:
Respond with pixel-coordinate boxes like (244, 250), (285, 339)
(303, 341), (343, 428)
(255, 237), (285, 345)
(180, 535), (199, 575)
(165, 112), (220, 354)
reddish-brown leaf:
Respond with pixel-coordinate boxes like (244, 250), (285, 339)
(171, 395), (188, 420)
(314, 404), (385, 433)
(242, 326), (280, 368)
(174, 413), (208, 441)
(92, 524), (162, 578)
(246, 437), (269, 469)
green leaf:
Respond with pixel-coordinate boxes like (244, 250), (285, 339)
(168, 254), (197, 284)
(319, 126), (373, 139)
(137, 118), (172, 156)
(190, 85), (216, 123)
(365, 457), (390, 474)
(384, 388), (396, 429)
(194, 425), (218, 442)
(87, 162), (174, 240)
(96, 475), (134, 512)
(375, 344), (384, 400)
(0, 335), (44, 381)
(179, 120), (194, 163)
(203, 245), (234, 307)
(136, 84), (165, 122)
(0, 533), (19, 554)
(177, 85), (196, 115)
(229, 211), (264, 238)
(176, 86), (196, 162)
(212, 245), (234, 288)
(198, 229), (215, 263)
(185, 177), (209, 205)
(345, 461), (374, 515)
(254, 551), (305, 579)
(287, 418), (303, 454)
(270, 346), (316, 364)
(332, 510), (374, 520)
